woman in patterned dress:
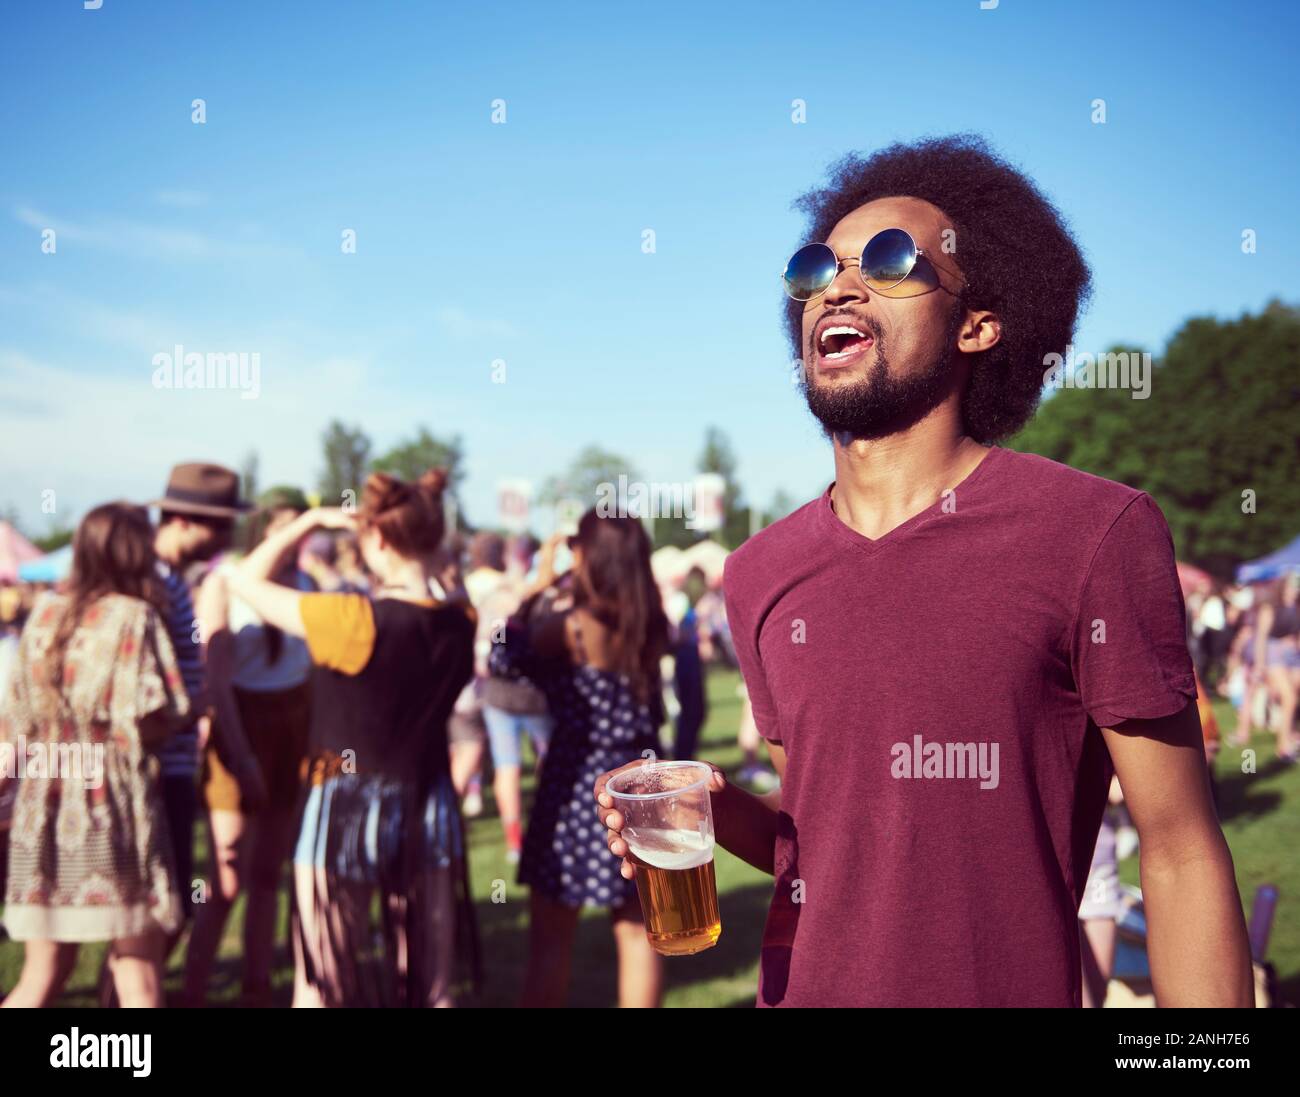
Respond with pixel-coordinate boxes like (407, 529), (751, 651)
(0, 503), (190, 1008)
(490, 509), (670, 1007)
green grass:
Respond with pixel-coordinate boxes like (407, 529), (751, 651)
(2, 679), (1295, 1006)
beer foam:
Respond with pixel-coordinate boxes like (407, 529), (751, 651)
(625, 827), (714, 870)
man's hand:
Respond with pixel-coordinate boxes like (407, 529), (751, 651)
(593, 760), (727, 879)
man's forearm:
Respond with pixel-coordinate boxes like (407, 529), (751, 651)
(1141, 835), (1255, 1007)
(712, 781), (779, 875)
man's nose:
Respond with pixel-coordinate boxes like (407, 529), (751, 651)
(822, 258), (869, 307)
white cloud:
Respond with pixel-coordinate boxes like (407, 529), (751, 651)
(433, 305), (520, 342)
(0, 347), (381, 528)
(12, 205), (292, 263)
(0, 285), (194, 357)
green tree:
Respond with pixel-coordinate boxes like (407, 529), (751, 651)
(0, 505), (73, 555)
(653, 428), (751, 549)
(33, 526), (74, 554)
(1012, 300), (1300, 578)
(763, 488), (796, 528)
(541, 445), (640, 509)
(699, 426), (750, 549)
(319, 420), (372, 508)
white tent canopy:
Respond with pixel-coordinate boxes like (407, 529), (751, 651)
(651, 539), (729, 587)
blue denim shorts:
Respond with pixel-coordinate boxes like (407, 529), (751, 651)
(482, 707), (552, 769)
(1266, 639), (1300, 670)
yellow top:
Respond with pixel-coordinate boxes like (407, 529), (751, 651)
(298, 592), (376, 676)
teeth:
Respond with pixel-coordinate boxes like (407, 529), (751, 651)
(819, 324), (869, 353)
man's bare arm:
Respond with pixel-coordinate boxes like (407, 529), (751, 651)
(1101, 700), (1254, 1007)
(710, 741), (785, 875)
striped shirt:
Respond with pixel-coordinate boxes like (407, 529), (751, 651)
(157, 562), (203, 778)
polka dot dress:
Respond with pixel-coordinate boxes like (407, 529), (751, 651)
(490, 622), (660, 909)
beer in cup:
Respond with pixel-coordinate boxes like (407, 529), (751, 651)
(606, 760), (721, 956)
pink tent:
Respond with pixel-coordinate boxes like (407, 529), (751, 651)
(1176, 560), (1214, 597)
(0, 521), (42, 582)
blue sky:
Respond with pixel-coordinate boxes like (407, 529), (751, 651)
(1, 0), (1296, 535)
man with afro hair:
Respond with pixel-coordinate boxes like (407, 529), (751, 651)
(598, 134), (1253, 1008)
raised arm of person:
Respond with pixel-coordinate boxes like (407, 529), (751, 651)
(229, 508), (354, 638)
(511, 533), (572, 661)
(1101, 704), (1254, 1006)
(489, 566), (569, 685)
(196, 569), (266, 810)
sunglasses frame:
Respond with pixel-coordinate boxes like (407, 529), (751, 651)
(782, 228), (953, 302)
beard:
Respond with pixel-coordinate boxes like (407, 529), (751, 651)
(800, 305), (964, 443)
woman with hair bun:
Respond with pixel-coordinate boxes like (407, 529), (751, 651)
(226, 468), (477, 1007)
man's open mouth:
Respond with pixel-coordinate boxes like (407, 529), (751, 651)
(816, 322), (874, 365)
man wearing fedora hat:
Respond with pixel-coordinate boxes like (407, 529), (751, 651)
(150, 463), (252, 936)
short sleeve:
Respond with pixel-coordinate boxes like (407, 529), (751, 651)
(299, 592), (376, 675)
(722, 577), (783, 745)
(1070, 494), (1197, 728)
(121, 606), (191, 727)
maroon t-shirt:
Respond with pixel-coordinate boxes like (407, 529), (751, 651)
(723, 445), (1196, 1007)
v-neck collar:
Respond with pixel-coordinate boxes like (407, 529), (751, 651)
(816, 444), (1005, 555)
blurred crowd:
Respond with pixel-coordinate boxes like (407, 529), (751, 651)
(0, 459), (763, 1009)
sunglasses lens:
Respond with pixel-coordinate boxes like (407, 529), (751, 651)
(783, 243), (839, 301)
(862, 228), (917, 290)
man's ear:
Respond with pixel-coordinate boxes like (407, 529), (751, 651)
(957, 309), (1001, 355)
